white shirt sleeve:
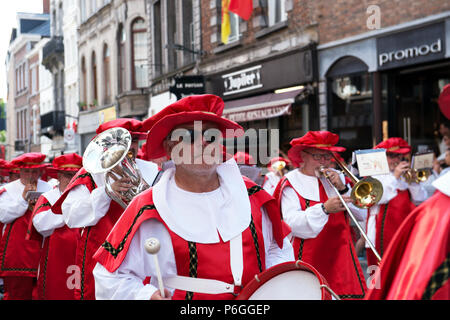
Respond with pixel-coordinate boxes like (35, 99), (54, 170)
(94, 219), (177, 300)
(32, 210), (66, 238)
(62, 184), (112, 228)
(261, 206), (294, 268)
(280, 186), (329, 239)
(0, 191), (29, 224)
(407, 182), (429, 205)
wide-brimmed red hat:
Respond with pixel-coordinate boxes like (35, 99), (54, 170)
(144, 94), (243, 160)
(233, 152), (255, 165)
(375, 137), (411, 154)
(438, 84), (450, 120)
(96, 118), (147, 140)
(267, 157), (290, 171)
(11, 153), (47, 169)
(287, 131), (346, 167)
(0, 159), (9, 176)
(47, 153), (83, 176)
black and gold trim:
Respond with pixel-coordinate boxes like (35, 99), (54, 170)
(185, 241), (198, 300)
(379, 203), (389, 257)
(338, 244), (366, 300)
(297, 199), (310, 261)
(422, 254), (450, 300)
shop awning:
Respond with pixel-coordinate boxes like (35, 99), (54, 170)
(222, 89), (303, 122)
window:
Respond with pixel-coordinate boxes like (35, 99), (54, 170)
(182, 0), (194, 64)
(103, 44), (111, 103)
(81, 0), (87, 22)
(118, 24), (126, 93)
(167, 0), (177, 71)
(31, 66), (38, 95)
(92, 51), (98, 103)
(131, 18), (148, 89)
(153, 1), (162, 77)
(81, 56), (87, 105)
(268, 0), (287, 27)
(228, 12), (240, 43)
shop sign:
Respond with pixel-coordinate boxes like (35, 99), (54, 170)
(169, 76), (205, 100)
(222, 65), (263, 96)
(377, 22), (445, 70)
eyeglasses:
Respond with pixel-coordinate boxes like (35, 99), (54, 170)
(386, 153), (403, 159)
(302, 150), (332, 161)
(170, 128), (221, 144)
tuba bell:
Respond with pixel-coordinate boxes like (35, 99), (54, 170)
(82, 127), (149, 209)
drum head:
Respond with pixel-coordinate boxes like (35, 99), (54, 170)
(238, 261), (331, 300)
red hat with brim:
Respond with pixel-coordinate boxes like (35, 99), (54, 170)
(233, 152), (255, 165)
(46, 153), (83, 178)
(96, 118), (147, 140)
(145, 95), (243, 160)
(267, 157), (290, 171)
(374, 137), (411, 154)
(287, 131), (346, 167)
(11, 153), (47, 169)
(438, 84), (450, 120)
(0, 159), (9, 176)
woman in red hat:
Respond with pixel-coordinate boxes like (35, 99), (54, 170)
(50, 118), (159, 300)
(0, 153), (52, 300)
(262, 157), (290, 195)
(25, 153), (82, 300)
(364, 137), (428, 268)
(273, 131), (368, 299)
(93, 94), (293, 300)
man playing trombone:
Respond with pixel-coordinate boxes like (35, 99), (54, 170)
(365, 137), (428, 267)
(273, 131), (368, 300)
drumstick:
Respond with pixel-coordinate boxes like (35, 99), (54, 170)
(144, 237), (165, 298)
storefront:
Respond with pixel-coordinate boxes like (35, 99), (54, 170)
(207, 44), (318, 162)
(318, 13), (450, 159)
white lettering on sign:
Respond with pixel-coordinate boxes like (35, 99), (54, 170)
(222, 65), (263, 96)
(379, 39), (442, 67)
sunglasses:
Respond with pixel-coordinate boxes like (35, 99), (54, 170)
(170, 128), (221, 144)
(303, 150), (332, 161)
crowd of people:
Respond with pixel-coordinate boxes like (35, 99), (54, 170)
(0, 93), (448, 301)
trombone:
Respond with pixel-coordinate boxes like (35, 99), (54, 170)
(317, 153), (383, 262)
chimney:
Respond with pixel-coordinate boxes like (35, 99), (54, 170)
(43, 0), (50, 14)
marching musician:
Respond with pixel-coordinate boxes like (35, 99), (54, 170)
(51, 118), (159, 300)
(0, 153), (51, 300)
(273, 131), (368, 300)
(93, 94), (294, 300)
(26, 153), (82, 300)
(364, 137), (428, 267)
(262, 157), (290, 195)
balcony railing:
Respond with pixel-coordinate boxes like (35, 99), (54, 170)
(42, 36), (64, 70)
(40, 110), (65, 134)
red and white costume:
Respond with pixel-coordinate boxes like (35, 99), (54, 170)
(366, 170), (450, 300)
(93, 158), (293, 300)
(365, 138), (428, 267)
(0, 153), (51, 300)
(51, 119), (159, 300)
(262, 157), (290, 195)
(92, 95), (294, 300)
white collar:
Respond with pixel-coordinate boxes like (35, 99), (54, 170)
(4, 179), (51, 201)
(152, 158), (251, 243)
(43, 187), (62, 206)
(432, 170), (450, 197)
(136, 158), (159, 186)
(285, 169), (344, 201)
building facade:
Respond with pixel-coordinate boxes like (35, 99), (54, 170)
(77, 0), (149, 151)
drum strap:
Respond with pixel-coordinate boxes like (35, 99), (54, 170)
(165, 234), (244, 295)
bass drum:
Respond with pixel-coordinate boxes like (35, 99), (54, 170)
(237, 260), (334, 300)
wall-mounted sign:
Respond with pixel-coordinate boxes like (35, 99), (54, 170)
(222, 65), (263, 96)
(169, 75), (205, 100)
(377, 22), (445, 70)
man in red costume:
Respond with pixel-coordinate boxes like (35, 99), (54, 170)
(51, 118), (159, 300)
(273, 131), (367, 299)
(364, 138), (428, 267)
(365, 85), (450, 300)
(93, 94), (294, 300)
(26, 153), (82, 300)
(0, 153), (51, 299)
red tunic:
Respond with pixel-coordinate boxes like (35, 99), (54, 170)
(0, 188), (41, 278)
(94, 178), (291, 300)
(366, 191), (450, 300)
(26, 194), (79, 300)
(366, 190), (416, 267)
(52, 168), (124, 300)
(273, 177), (367, 299)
